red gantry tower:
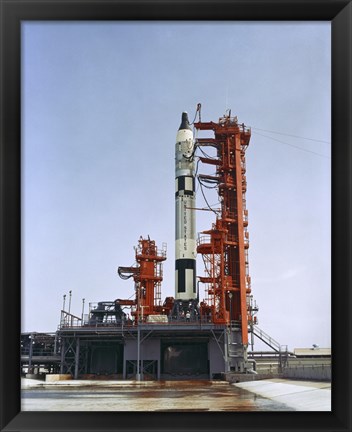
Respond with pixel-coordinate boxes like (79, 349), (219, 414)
(118, 236), (167, 322)
(195, 111), (254, 371)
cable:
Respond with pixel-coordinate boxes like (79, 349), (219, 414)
(198, 180), (219, 215)
(198, 173), (218, 184)
(190, 103), (202, 125)
(253, 131), (330, 159)
(117, 266), (139, 280)
(198, 177), (218, 189)
(182, 139), (198, 161)
(251, 126), (330, 144)
(196, 145), (217, 160)
(194, 157), (201, 179)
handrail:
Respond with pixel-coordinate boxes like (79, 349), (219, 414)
(251, 325), (281, 352)
(197, 235), (211, 245)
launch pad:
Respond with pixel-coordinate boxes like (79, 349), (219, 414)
(21, 108), (273, 381)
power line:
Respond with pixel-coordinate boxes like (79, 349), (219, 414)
(251, 126), (330, 144)
(253, 131), (330, 159)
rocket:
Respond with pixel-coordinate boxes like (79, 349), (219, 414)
(175, 112), (197, 301)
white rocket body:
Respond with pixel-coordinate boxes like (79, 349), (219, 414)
(175, 112), (197, 300)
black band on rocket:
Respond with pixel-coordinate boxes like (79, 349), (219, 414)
(175, 259), (196, 294)
(175, 176), (195, 197)
(177, 176), (195, 192)
(176, 190), (194, 197)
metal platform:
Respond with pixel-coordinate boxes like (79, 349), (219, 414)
(56, 321), (229, 380)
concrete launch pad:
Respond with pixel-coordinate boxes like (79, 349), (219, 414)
(232, 378), (331, 411)
(21, 378), (331, 411)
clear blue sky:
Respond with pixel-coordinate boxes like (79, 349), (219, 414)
(22, 21), (331, 350)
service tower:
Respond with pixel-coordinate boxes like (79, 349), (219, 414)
(174, 112), (197, 310)
(195, 112), (253, 372)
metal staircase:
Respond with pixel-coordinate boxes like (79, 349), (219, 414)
(250, 325), (290, 371)
(251, 326), (281, 352)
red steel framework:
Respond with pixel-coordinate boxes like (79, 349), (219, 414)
(118, 237), (167, 320)
(195, 114), (252, 345)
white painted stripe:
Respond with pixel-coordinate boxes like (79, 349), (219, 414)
(175, 239), (197, 260)
(185, 177), (193, 190)
(185, 269), (194, 293)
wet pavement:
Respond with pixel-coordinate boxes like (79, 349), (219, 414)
(234, 379), (331, 411)
(21, 380), (296, 411)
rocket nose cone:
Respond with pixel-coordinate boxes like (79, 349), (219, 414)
(179, 112), (192, 131)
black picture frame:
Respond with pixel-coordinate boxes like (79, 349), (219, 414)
(1, 1), (350, 431)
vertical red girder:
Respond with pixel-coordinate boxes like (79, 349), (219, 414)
(195, 116), (251, 346)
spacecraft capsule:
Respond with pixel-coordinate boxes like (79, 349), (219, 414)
(175, 112), (197, 300)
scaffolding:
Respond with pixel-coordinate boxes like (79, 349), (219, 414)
(118, 236), (167, 321)
(195, 113), (252, 348)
